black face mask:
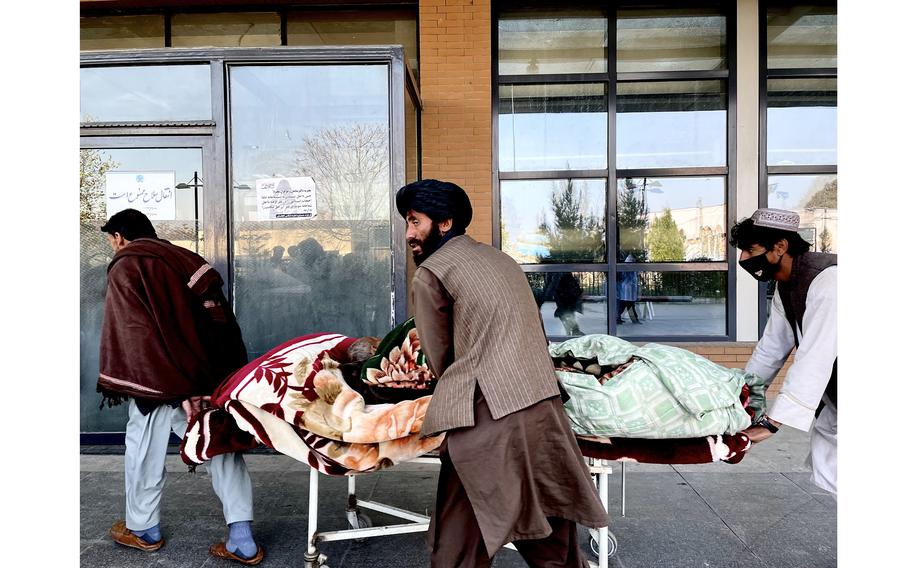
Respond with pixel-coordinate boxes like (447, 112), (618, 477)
(738, 251), (781, 282)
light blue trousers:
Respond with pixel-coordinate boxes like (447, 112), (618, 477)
(125, 399), (254, 531)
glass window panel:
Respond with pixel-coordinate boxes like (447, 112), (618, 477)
(502, 179), (605, 264)
(527, 272), (610, 337)
(767, 174), (837, 253)
(617, 8), (726, 72)
(498, 10), (607, 75)
(617, 80), (726, 169)
(767, 4), (836, 69)
(230, 65), (392, 357)
(499, 83), (607, 172)
(617, 177), (726, 262)
(80, 15), (165, 50)
(288, 9), (418, 78)
(767, 78), (837, 166)
(80, 147), (204, 432)
(172, 12), (280, 47)
(80, 65), (212, 123)
(617, 271), (727, 337)
(526, 270), (727, 338)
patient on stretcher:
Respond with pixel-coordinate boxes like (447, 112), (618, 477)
(549, 334), (766, 440)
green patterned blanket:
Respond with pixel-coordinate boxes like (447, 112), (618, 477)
(550, 335), (766, 439)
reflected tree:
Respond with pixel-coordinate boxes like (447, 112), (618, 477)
(646, 208), (685, 262)
(292, 124), (389, 238)
(80, 148), (117, 223)
(805, 179), (837, 209)
(618, 178), (649, 261)
(537, 178), (604, 263)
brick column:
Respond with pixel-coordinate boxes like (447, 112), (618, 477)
(418, 0), (493, 244)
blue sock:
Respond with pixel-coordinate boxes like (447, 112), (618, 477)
(227, 521), (257, 559)
(132, 524), (161, 544)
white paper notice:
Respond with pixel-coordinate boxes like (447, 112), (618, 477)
(256, 177), (318, 221)
(105, 171), (177, 220)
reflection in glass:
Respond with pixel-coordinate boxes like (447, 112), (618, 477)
(81, 65), (212, 123)
(288, 9), (418, 78)
(80, 15), (165, 50)
(617, 8), (726, 72)
(767, 78), (836, 166)
(618, 177), (726, 262)
(498, 10), (607, 75)
(172, 12), (281, 47)
(616, 80), (726, 169)
(80, 147), (204, 432)
(616, 271), (727, 337)
(230, 65), (392, 357)
(767, 4), (836, 69)
(527, 272), (609, 337)
(768, 174), (837, 253)
(501, 179), (605, 264)
(499, 83), (607, 172)
(526, 270), (727, 338)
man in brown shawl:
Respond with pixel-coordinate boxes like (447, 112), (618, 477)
(97, 209), (263, 565)
(397, 180), (608, 567)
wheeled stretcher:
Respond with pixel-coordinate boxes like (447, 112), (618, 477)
(180, 327), (758, 567)
(302, 453), (620, 568)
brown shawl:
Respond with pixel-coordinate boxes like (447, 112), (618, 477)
(97, 238), (247, 407)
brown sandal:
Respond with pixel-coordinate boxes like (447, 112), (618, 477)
(209, 541), (265, 565)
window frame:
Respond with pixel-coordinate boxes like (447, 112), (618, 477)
(758, 0), (837, 333)
(492, 1), (738, 342)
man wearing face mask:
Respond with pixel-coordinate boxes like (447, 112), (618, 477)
(397, 179), (608, 567)
(729, 208), (837, 495)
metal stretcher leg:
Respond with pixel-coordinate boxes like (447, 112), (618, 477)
(305, 467), (328, 567)
(597, 470), (609, 568)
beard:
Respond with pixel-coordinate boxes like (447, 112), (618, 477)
(410, 225), (444, 266)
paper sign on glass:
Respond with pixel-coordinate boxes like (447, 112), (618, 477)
(105, 171), (177, 220)
(256, 177), (318, 221)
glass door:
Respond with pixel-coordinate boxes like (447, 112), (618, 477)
(79, 136), (217, 433)
(228, 63), (395, 357)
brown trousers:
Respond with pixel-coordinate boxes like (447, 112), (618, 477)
(429, 438), (588, 568)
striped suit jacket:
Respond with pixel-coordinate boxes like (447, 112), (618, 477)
(414, 235), (560, 436)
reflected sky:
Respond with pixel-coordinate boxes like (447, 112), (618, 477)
(767, 106), (836, 165)
(230, 65), (389, 183)
(81, 65), (212, 122)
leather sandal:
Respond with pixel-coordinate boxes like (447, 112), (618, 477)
(109, 520), (164, 552)
(209, 541), (265, 565)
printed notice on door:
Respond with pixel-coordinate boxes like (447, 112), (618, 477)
(105, 171), (177, 220)
(256, 177), (318, 221)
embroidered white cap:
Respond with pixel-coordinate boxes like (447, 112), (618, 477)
(750, 208), (800, 231)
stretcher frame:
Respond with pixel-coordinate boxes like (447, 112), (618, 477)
(304, 455), (618, 568)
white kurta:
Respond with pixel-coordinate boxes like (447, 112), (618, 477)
(745, 266), (837, 494)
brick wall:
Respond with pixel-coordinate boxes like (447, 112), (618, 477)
(418, 0), (493, 244)
(667, 342), (794, 396)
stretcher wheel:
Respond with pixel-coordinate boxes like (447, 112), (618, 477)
(589, 529), (617, 558)
(304, 551), (329, 567)
(348, 511), (373, 530)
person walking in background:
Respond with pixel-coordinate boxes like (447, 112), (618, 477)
(397, 179), (608, 568)
(97, 208), (264, 564)
(730, 208), (837, 495)
(617, 253), (641, 324)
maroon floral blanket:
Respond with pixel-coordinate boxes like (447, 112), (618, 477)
(182, 328), (754, 474)
(181, 332), (443, 475)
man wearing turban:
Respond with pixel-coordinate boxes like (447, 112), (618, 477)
(396, 179), (608, 567)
